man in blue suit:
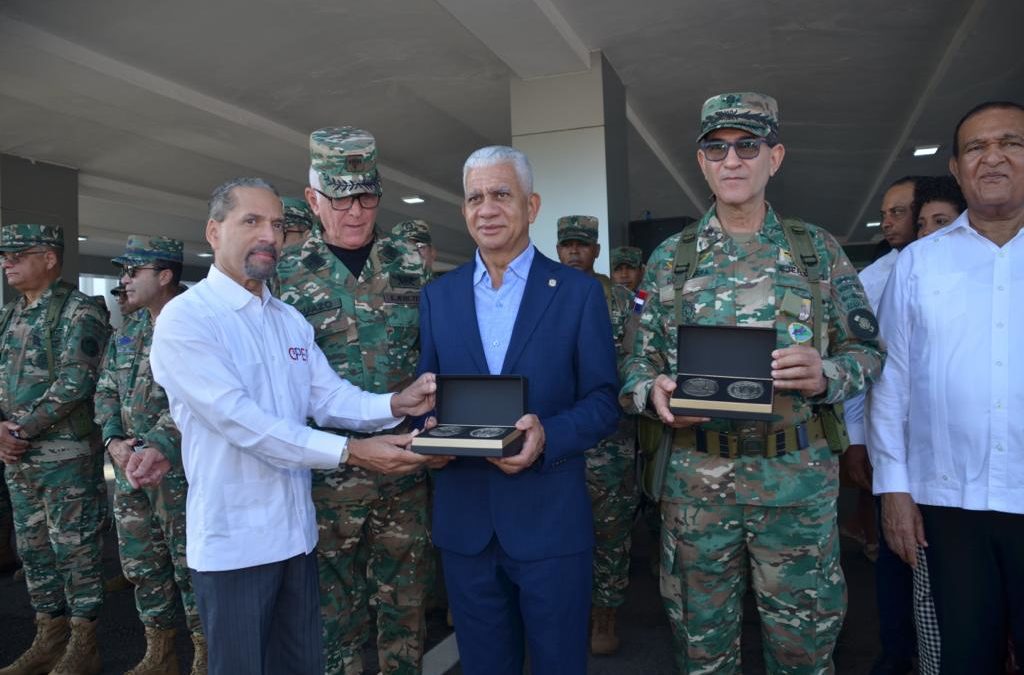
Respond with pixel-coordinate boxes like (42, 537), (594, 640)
(417, 145), (620, 675)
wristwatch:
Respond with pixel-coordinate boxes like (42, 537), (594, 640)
(103, 436), (124, 449)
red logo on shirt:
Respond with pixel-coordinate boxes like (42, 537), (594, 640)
(288, 347), (308, 362)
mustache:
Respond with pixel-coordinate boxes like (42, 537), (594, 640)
(247, 244), (278, 263)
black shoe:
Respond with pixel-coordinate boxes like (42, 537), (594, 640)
(870, 654), (913, 675)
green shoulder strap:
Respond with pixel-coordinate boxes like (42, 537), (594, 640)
(44, 282), (74, 380)
(778, 218), (824, 354)
(671, 222), (702, 326)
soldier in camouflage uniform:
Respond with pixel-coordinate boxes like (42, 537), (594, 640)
(611, 245), (645, 292)
(94, 235), (207, 675)
(276, 128), (433, 675)
(283, 195), (318, 251)
(620, 93), (885, 674)
(0, 223), (110, 675)
(555, 215), (638, 655)
(392, 219), (437, 273)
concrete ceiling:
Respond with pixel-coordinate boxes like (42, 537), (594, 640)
(0, 0), (1021, 268)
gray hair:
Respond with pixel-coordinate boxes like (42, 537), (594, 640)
(462, 146), (534, 195)
(208, 177), (279, 222)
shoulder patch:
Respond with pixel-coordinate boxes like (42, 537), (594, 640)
(302, 253), (327, 272)
(80, 336), (101, 358)
(847, 308), (879, 339)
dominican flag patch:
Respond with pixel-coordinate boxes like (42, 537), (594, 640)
(632, 290), (648, 315)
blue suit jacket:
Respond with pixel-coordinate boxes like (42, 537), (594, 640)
(417, 248), (620, 561)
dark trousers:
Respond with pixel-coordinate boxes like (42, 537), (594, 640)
(190, 551), (323, 675)
(441, 537), (592, 675)
(920, 505), (1024, 675)
(875, 496), (916, 662)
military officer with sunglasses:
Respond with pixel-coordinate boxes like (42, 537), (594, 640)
(620, 93), (885, 673)
(275, 128), (435, 675)
(0, 224), (110, 675)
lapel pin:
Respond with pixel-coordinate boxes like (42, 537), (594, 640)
(548, 278), (557, 287)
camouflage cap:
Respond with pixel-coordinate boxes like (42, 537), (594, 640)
(282, 197), (315, 233)
(310, 127), (382, 199)
(111, 235), (184, 267)
(0, 223), (64, 252)
(557, 215), (599, 245)
(611, 246), (643, 269)
(392, 219), (432, 245)
(698, 92), (779, 141)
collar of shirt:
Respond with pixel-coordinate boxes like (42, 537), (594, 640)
(207, 264), (272, 310)
(473, 242), (535, 289)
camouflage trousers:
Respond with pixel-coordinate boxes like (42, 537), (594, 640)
(315, 476), (431, 675)
(660, 497), (845, 674)
(112, 463), (200, 633)
(4, 450), (106, 617)
(586, 419), (639, 608)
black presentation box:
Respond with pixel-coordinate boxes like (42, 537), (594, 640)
(669, 325), (776, 421)
(411, 375), (526, 458)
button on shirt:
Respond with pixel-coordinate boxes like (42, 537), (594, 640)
(474, 244), (535, 375)
(150, 265), (401, 571)
(844, 248), (899, 445)
(868, 213), (1024, 514)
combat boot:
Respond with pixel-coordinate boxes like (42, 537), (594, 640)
(48, 617), (101, 675)
(590, 606), (620, 655)
(0, 612), (68, 675)
(125, 627), (178, 675)
(190, 632), (208, 675)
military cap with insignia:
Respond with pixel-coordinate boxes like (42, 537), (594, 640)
(392, 219), (432, 245)
(282, 197), (316, 233)
(611, 246), (643, 269)
(0, 223), (65, 252)
(698, 92), (779, 141)
(557, 215), (599, 245)
(111, 235), (184, 267)
(310, 127), (382, 198)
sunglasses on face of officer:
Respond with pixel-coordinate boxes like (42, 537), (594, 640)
(313, 188), (381, 212)
(121, 264), (161, 279)
(0, 249), (49, 265)
(698, 137), (773, 162)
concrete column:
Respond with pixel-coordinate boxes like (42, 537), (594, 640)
(511, 52), (629, 274)
(0, 154), (79, 305)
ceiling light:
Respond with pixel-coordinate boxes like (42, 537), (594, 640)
(197, 252), (213, 258)
(77, 235), (88, 241)
(401, 196), (425, 204)
(913, 145), (940, 157)
(866, 221), (881, 228)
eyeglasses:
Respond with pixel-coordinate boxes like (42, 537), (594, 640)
(699, 138), (770, 162)
(0, 250), (47, 264)
(313, 188), (381, 212)
(121, 265), (160, 278)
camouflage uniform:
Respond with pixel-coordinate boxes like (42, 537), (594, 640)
(276, 128), (432, 675)
(392, 219), (435, 276)
(556, 216), (640, 612)
(93, 236), (199, 637)
(282, 196), (318, 253)
(0, 224), (109, 620)
(620, 94), (885, 674)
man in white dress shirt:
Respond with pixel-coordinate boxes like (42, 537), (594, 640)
(868, 101), (1024, 672)
(144, 177), (436, 675)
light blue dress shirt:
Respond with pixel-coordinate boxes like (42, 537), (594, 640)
(473, 243), (536, 375)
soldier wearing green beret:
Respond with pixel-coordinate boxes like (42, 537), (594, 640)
(620, 93), (885, 672)
(610, 245), (645, 292)
(93, 236), (207, 674)
(555, 215), (638, 655)
(0, 223), (111, 675)
(276, 127), (434, 675)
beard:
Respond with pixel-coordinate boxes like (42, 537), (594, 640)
(243, 244), (278, 280)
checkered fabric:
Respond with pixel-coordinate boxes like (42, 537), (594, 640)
(913, 545), (941, 675)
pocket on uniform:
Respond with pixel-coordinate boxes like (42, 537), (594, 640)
(916, 272), (968, 323)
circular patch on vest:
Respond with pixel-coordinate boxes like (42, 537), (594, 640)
(80, 337), (100, 358)
(847, 308), (879, 339)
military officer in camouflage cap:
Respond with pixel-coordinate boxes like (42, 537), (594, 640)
(282, 196), (318, 250)
(554, 215), (638, 655)
(0, 223), (110, 675)
(277, 127), (435, 675)
(621, 93), (885, 673)
(392, 219), (436, 272)
(94, 235), (207, 674)
(610, 245), (644, 292)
